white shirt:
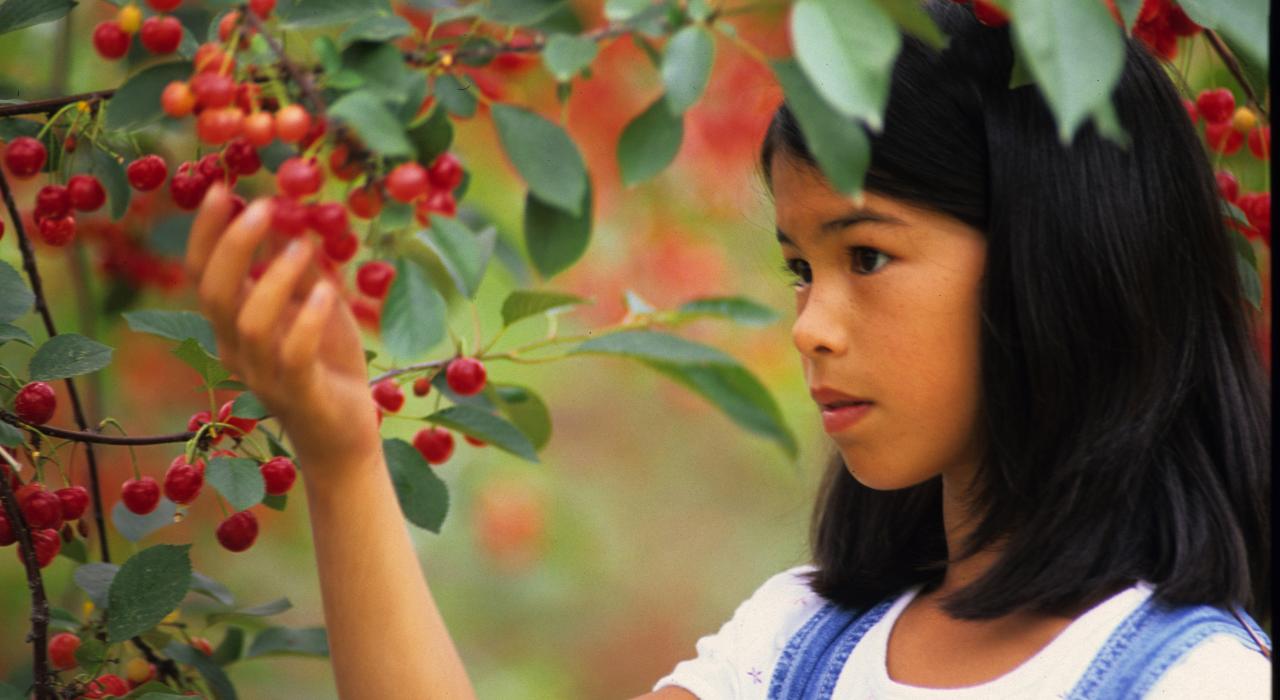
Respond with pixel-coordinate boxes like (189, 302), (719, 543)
(652, 564), (1271, 699)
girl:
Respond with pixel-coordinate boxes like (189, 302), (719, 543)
(184, 1), (1270, 697)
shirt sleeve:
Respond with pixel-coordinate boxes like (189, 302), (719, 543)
(1143, 633), (1272, 699)
(651, 564), (819, 699)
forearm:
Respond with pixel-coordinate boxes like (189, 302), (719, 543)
(299, 444), (476, 700)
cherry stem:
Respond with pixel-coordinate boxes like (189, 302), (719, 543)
(241, 6), (327, 114)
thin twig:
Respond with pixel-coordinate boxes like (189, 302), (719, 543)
(241, 8), (326, 114)
(0, 446), (56, 700)
(1203, 30), (1269, 122)
(0, 411), (196, 445)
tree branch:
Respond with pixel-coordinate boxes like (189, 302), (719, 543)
(0, 446), (56, 700)
(0, 410), (196, 446)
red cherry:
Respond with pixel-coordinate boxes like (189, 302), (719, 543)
(147, 0), (180, 10)
(322, 229), (359, 263)
(163, 461), (204, 506)
(139, 15), (182, 54)
(308, 201), (349, 238)
(170, 162), (212, 210)
(193, 42), (231, 74)
(1205, 121), (1244, 155)
(191, 72), (236, 110)
(217, 399), (259, 437)
(21, 490), (64, 530)
(83, 674), (129, 699)
(92, 21), (130, 60)
(55, 486), (90, 521)
(356, 260), (396, 299)
(464, 434), (487, 447)
(347, 184), (383, 219)
(3, 136), (47, 178)
(37, 216), (75, 246)
(190, 638), (214, 656)
(972, 0), (1008, 26)
(276, 157), (323, 198)
(299, 115), (328, 150)
(63, 135), (76, 153)
(16, 528), (61, 568)
(1248, 126), (1270, 160)
(427, 153), (463, 191)
(249, 0), (275, 18)
(218, 11), (241, 43)
(126, 155), (168, 191)
(48, 632), (80, 671)
(445, 357), (487, 396)
(0, 511), (14, 546)
(1216, 170), (1240, 202)
(34, 185), (71, 221)
(242, 111), (275, 147)
(1238, 192), (1271, 245)
(1196, 88), (1235, 125)
(386, 163), (430, 203)
(196, 106), (244, 145)
(187, 409), (213, 434)
(371, 379), (405, 412)
(216, 510), (259, 552)
(412, 426), (455, 464)
(328, 144), (362, 181)
(260, 456), (297, 495)
(412, 376), (431, 397)
(121, 476), (161, 515)
(271, 195), (310, 237)
(274, 105), (312, 143)
(67, 174), (107, 212)
(222, 137), (261, 176)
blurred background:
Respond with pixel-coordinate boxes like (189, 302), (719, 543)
(0, 0), (1269, 697)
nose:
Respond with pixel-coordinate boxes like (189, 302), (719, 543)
(791, 286), (849, 359)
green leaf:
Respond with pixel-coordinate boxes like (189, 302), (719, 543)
(430, 370), (498, 411)
(604, 0), (648, 21)
(0, 684), (21, 700)
(479, 0), (565, 24)
(543, 33), (598, 81)
(0, 420), (23, 447)
(491, 383), (552, 450)
(74, 562), (120, 607)
(646, 360), (797, 458)
(264, 429), (293, 459)
(771, 59), (871, 197)
(618, 96), (684, 186)
(59, 536), (87, 563)
(0, 322), (32, 347)
(425, 404), (539, 462)
(0, 0), (76, 37)
(524, 182), (592, 279)
(871, 0), (947, 50)
(0, 260), (33, 323)
(416, 216), (495, 299)
(379, 199), (414, 230)
(624, 289), (655, 314)
(107, 544), (193, 643)
(314, 35), (341, 73)
(123, 310), (218, 356)
(29, 333), (113, 381)
(1238, 253), (1262, 310)
(1114, 0), (1142, 31)
(383, 437), (449, 533)
(171, 337), (231, 388)
(338, 14), (412, 48)
(89, 146), (130, 221)
(408, 107), (453, 166)
(213, 379), (249, 392)
(207, 597), (292, 625)
(569, 329), (738, 365)
(493, 103), (588, 216)
(1010, 0), (1125, 143)
(262, 492), (287, 510)
(340, 41), (419, 107)
(328, 90), (412, 158)
(434, 73), (477, 118)
(206, 457), (265, 511)
(112, 499), (178, 542)
(48, 606), (82, 631)
(1009, 43), (1035, 89)
(278, 0), (391, 27)
(210, 627), (245, 665)
(673, 296), (781, 327)
(230, 391), (269, 420)
(105, 62), (194, 131)
(1176, 0), (1267, 70)
(247, 626), (329, 657)
(500, 290), (589, 327)
(662, 25), (714, 114)
(191, 571), (236, 607)
(381, 258), (447, 360)
(790, 0), (898, 130)
(75, 636), (109, 669)
(164, 641), (237, 700)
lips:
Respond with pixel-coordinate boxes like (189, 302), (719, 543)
(809, 386), (872, 409)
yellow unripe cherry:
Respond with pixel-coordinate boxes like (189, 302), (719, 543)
(82, 600), (94, 617)
(162, 609), (180, 624)
(1232, 107), (1258, 134)
(125, 656), (153, 683)
(117, 4), (142, 33)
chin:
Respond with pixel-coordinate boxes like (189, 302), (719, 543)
(840, 452), (935, 491)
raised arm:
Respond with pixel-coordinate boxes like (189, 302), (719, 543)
(184, 183), (476, 699)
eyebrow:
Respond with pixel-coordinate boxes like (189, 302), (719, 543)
(776, 211), (903, 246)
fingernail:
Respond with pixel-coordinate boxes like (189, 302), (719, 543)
(284, 238), (306, 258)
(308, 280), (332, 306)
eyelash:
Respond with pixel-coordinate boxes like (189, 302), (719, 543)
(780, 247), (891, 289)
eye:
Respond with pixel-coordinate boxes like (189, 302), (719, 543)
(780, 259), (811, 289)
(849, 246), (891, 275)
(779, 246), (890, 289)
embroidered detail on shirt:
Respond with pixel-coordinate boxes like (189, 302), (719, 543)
(748, 667), (764, 685)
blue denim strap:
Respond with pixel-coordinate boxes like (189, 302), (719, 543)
(1065, 597), (1272, 699)
(767, 597), (895, 699)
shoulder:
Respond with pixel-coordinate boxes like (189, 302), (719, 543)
(1145, 632), (1271, 698)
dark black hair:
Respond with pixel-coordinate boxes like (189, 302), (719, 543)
(761, 0), (1271, 623)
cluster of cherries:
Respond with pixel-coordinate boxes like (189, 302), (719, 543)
(1129, 0), (1201, 60)
(1184, 89), (1272, 245)
(91, 0), (273, 60)
(369, 356), (490, 466)
(46, 627), (209, 696)
(1, 137), (110, 247)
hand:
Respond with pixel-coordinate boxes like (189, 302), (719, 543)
(185, 183), (382, 483)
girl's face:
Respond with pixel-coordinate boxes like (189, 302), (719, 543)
(772, 153), (988, 490)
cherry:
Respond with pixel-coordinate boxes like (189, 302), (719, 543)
(21, 490), (64, 530)
(187, 409), (215, 438)
(371, 379), (405, 412)
(216, 510), (259, 552)
(121, 476), (161, 515)
(48, 632), (80, 671)
(260, 456), (297, 495)
(386, 163), (429, 203)
(146, 0), (181, 11)
(427, 153), (463, 191)
(300, 115), (328, 150)
(83, 674), (129, 699)
(1196, 88), (1235, 125)
(412, 376), (431, 397)
(323, 230), (358, 263)
(347, 184), (383, 219)
(4, 137), (47, 178)
(217, 399), (258, 437)
(34, 184), (71, 221)
(193, 42), (231, 74)
(1248, 126), (1270, 160)
(15, 381), (57, 424)
(308, 201), (349, 238)
(242, 111), (275, 147)
(67, 174), (107, 212)
(274, 105), (312, 143)
(170, 162), (212, 210)
(191, 72), (236, 109)
(413, 426), (455, 464)
(190, 637), (214, 656)
(218, 11), (241, 43)
(117, 4), (142, 33)
(92, 21), (131, 60)
(1231, 107), (1257, 134)
(1216, 170), (1239, 202)
(139, 15), (182, 54)
(220, 138), (261, 177)
(16, 528), (61, 568)
(55, 486), (90, 520)
(415, 191), (456, 223)
(271, 195), (310, 237)
(971, 0), (1008, 26)
(125, 657), (156, 686)
(464, 434), (487, 447)
(38, 216), (75, 246)
(126, 155), (168, 191)
(0, 512), (13, 546)
(197, 152), (227, 183)
(163, 456), (204, 505)
(197, 106), (245, 145)
(63, 135), (76, 153)
(1205, 121), (1244, 155)
(235, 82), (262, 113)
(356, 260), (396, 299)
(277, 157), (323, 198)
(445, 357), (487, 395)
(1238, 192), (1271, 244)
(328, 144), (362, 181)
(249, 0), (275, 18)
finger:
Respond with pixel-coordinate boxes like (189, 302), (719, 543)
(236, 237), (318, 378)
(185, 182), (234, 284)
(198, 198), (274, 347)
(279, 278), (337, 390)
